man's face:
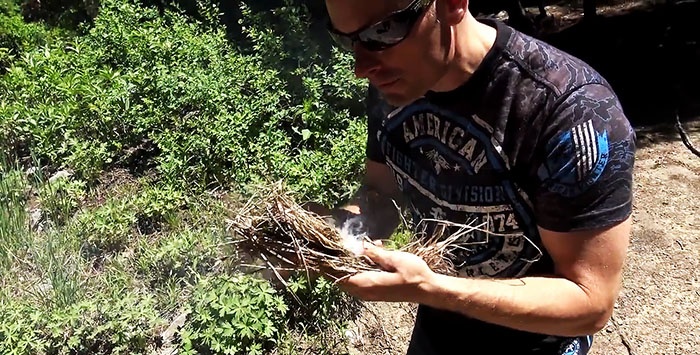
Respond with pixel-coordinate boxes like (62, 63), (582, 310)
(326, 0), (452, 106)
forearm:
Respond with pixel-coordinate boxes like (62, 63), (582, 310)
(418, 274), (613, 337)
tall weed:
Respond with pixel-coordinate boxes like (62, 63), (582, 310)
(0, 160), (30, 272)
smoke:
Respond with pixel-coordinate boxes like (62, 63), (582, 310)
(339, 215), (368, 256)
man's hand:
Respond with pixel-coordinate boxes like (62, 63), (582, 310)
(338, 243), (436, 303)
(377, 219), (632, 337)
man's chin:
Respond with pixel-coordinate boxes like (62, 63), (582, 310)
(378, 87), (424, 107)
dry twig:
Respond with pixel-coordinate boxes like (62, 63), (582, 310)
(225, 182), (485, 282)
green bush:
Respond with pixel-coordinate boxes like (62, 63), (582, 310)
(37, 174), (86, 226)
(0, 292), (164, 354)
(71, 199), (137, 256)
(132, 183), (190, 234)
(0, 0), (367, 206)
(0, 3), (49, 54)
(285, 274), (360, 334)
(0, 301), (46, 354)
(136, 229), (219, 286)
(134, 184), (188, 220)
(179, 274), (289, 355)
(47, 292), (163, 354)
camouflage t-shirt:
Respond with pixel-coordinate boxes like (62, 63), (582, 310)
(364, 19), (636, 354)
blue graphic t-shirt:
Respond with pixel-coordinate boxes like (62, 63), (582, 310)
(364, 19), (636, 354)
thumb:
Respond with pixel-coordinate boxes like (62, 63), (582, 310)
(362, 242), (396, 272)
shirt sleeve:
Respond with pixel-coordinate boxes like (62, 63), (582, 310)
(365, 84), (388, 164)
(531, 83), (636, 232)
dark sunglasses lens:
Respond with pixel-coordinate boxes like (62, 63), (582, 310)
(358, 39), (392, 52)
(363, 20), (410, 43)
(329, 31), (355, 51)
(327, 0), (420, 52)
(358, 18), (412, 51)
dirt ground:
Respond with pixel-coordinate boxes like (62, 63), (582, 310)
(344, 121), (700, 354)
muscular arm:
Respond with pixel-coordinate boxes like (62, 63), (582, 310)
(416, 83), (635, 336)
(347, 219), (630, 337)
(416, 219), (630, 336)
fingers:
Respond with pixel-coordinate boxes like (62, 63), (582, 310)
(339, 266), (428, 302)
(362, 242), (396, 272)
(347, 271), (401, 286)
(340, 271), (403, 299)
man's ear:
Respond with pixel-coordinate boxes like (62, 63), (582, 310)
(435, 0), (468, 26)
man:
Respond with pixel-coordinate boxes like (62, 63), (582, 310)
(323, 0), (636, 354)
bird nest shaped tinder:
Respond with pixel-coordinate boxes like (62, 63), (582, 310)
(226, 182), (485, 282)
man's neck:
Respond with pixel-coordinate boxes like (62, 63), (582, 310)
(429, 15), (498, 93)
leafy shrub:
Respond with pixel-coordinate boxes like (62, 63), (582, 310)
(285, 274), (360, 334)
(136, 229), (218, 286)
(46, 292), (163, 354)
(179, 275), (289, 355)
(71, 198), (137, 256)
(37, 174), (86, 225)
(0, 44), (137, 181)
(0, 292), (164, 355)
(134, 184), (188, 220)
(0, 0), (368, 207)
(132, 183), (189, 234)
(0, 2), (49, 54)
(0, 301), (46, 354)
(284, 118), (367, 205)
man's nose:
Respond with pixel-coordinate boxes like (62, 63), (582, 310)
(353, 45), (381, 79)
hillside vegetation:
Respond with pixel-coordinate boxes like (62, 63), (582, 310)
(0, 0), (371, 353)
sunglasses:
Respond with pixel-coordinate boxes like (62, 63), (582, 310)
(327, 0), (433, 52)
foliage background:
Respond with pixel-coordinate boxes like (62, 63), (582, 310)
(1, 0), (368, 205)
(5, 0), (696, 353)
(0, 0), (371, 353)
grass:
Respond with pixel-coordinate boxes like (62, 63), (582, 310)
(0, 0), (374, 352)
(0, 156), (363, 354)
(0, 162), (30, 273)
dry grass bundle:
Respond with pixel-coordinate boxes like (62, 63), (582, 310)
(226, 182), (484, 283)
